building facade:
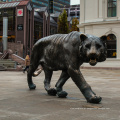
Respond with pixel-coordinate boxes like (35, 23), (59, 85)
(78, 0), (120, 59)
(0, 1), (58, 58)
(1, 0), (70, 13)
(51, 0), (70, 13)
(0, 1), (34, 57)
(32, 0), (70, 13)
(31, 0), (49, 9)
(63, 4), (80, 19)
(34, 7), (58, 43)
(61, 4), (80, 30)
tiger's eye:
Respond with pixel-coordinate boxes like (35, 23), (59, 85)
(85, 44), (91, 49)
(96, 44), (102, 49)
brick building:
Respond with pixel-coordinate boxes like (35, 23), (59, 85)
(0, 1), (58, 57)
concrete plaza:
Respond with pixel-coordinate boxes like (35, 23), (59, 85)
(0, 69), (120, 120)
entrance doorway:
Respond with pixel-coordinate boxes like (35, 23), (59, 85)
(107, 34), (117, 58)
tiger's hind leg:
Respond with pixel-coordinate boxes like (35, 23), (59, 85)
(27, 63), (38, 90)
(27, 52), (39, 90)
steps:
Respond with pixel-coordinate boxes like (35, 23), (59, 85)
(0, 65), (6, 71)
(1, 51), (9, 59)
(0, 50), (25, 71)
(0, 59), (16, 69)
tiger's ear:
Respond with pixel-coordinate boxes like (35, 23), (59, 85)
(80, 34), (87, 42)
(100, 35), (107, 44)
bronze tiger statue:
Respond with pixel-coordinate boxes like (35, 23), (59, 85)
(27, 31), (107, 103)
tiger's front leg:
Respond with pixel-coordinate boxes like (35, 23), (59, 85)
(55, 70), (70, 98)
(67, 66), (102, 103)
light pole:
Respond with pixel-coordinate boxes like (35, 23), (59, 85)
(45, 10), (48, 20)
(2, 10), (8, 51)
(45, 10), (48, 36)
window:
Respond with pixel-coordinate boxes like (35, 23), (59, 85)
(49, 0), (53, 13)
(107, 34), (117, 58)
(108, 0), (117, 17)
(50, 26), (57, 35)
(7, 8), (15, 31)
(34, 21), (43, 43)
(0, 8), (15, 31)
(0, 14), (3, 31)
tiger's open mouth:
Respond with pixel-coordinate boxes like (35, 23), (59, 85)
(89, 56), (97, 66)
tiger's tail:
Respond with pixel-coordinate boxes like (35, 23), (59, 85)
(32, 66), (43, 77)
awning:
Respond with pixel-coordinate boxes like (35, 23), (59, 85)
(0, 1), (30, 9)
(0, 2), (20, 9)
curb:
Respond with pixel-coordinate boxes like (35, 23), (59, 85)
(80, 66), (120, 70)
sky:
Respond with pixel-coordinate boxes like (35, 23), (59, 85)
(70, 0), (80, 5)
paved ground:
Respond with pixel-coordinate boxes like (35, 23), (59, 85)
(0, 69), (120, 120)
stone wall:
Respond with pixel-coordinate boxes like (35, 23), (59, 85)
(8, 42), (23, 58)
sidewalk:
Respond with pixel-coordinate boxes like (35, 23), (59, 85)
(81, 58), (120, 70)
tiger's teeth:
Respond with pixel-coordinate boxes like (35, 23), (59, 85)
(90, 59), (96, 63)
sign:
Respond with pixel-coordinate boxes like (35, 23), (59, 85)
(17, 9), (23, 16)
(17, 24), (23, 31)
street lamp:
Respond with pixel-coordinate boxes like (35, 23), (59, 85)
(45, 10), (48, 20)
(45, 10), (48, 36)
